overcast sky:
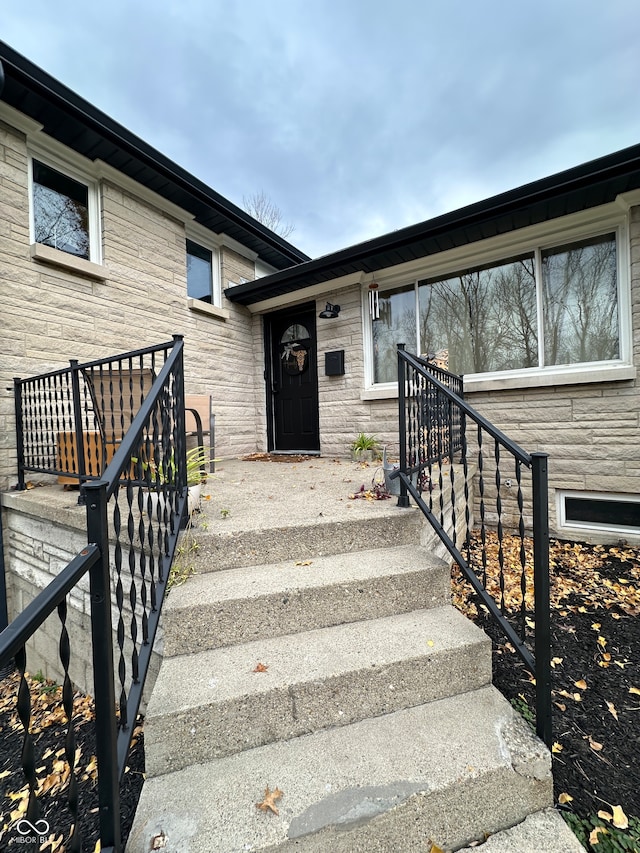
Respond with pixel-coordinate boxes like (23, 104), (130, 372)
(4, 1), (640, 259)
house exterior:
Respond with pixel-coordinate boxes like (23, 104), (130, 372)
(0, 40), (308, 494)
(2, 40), (640, 544)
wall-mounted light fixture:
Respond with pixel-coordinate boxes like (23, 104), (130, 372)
(319, 302), (340, 319)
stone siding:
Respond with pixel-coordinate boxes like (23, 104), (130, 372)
(0, 121), (262, 491)
(2, 495), (161, 701)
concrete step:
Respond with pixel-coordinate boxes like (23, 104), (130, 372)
(127, 685), (552, 853)
(145, 605), (491, 776)
(457, 809), (585, 852)
(162, 545), (449, 656)
(194, 507), (423, 571)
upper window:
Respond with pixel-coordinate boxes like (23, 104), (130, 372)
(186, 239), (220, 305)
(370, 230), (623, 384)
(30, 158), (100, 262)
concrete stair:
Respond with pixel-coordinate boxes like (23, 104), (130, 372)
(127, 502), (570, 852)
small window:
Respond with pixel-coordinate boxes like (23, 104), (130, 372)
(559, 491), (640, 535)
(32, 160), (91, 259)
(186, 239), (220, 305)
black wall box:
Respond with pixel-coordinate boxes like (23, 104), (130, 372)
(325, 350), (345, 376)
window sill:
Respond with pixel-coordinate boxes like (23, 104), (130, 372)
(31, 243), (106, 281)
(187, 298), (229, 320)
(361, 362), (636, 400)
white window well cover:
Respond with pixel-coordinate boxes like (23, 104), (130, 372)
(558, 490), (640, 536)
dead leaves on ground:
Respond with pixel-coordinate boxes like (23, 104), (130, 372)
(256, 785), (283, 815)
(1, 670), (141, 848)
(451, 531), (640, 620)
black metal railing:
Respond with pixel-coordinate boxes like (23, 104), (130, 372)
(1, 337), (187, 852)
(14, 341), (178, 492)
(395, 344), (551, 747)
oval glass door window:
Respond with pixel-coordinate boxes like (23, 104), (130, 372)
(280, 324), (310, 374)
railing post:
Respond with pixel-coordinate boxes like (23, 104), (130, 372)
(85, 480), (121, 852)
(0, 503), (8, 633)
(13, 378), (26, 491)
(532, 451), (552, 748)
(397, 344), (409, 508)
(70, 359), (87, 497)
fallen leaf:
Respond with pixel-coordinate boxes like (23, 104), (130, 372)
(606, 701), (619, 721)
(558, 792), (573, 804)
(574, 679), (587, 690)
(295, 560), (312, 566)
(591, 623), (601, 631)
(598, 809), (613, 822)
(630, 686), (640, 696)
(552, 742), (563, 753)
(589, 826), (608, 845)
(551, 657), (563, 668)
(429, 845), (445, 853)
(253, 663), (269, 673)
(611, 805), (629, 829)
(597, 636), (607, 648)
(589, 738), (603, 751)
(256, 785), (283, 815)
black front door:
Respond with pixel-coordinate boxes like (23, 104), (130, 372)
(265, 304), (320, 452)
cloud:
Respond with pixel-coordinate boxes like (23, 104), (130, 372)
(3, 0), (640, 259)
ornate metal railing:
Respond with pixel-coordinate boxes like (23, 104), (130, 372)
(395, 344), (551, 747)
(13, 340), (179, 493)
(1, 337), (187, 852)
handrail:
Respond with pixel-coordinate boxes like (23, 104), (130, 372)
(2, 337), (188, 851)
(0, 545), (100, 664)
(400, 348), (532, 466)
(396, 344), (552, 747)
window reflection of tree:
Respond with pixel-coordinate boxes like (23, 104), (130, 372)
(542, 236), (617, 366)
(420, 257), (537, 374)
(372, 233), (619, 381)
(34, 184), (90, 259)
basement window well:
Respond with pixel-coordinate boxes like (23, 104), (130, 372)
(558, 491), (640, 536)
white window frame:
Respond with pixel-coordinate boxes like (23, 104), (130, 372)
(363, 209), (633, 395)
(557, 490), (640, 538)
(28, 148), (102, 265)
(185, 223), (222, 309)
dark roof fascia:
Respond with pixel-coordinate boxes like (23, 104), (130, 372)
(0, 41), (310, 269)
(227, 141), (640, 305)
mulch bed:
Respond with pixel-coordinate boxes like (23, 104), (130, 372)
(453, 534), (640, 851)
(0, 671), (144, 852)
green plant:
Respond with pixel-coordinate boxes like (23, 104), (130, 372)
(220, 507), (231, 519)
(186, 446), (216, 487)
(350, 433), (380, 455)
(32, 670), (60, 694)
(562, 811), (640, 852)
(133, 446), (216, 487)
(510, 693), (535, 730)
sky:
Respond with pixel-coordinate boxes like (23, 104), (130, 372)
(3, 1), (640, 260)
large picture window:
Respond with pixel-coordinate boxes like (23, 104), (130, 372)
(370, 231), (621, 384)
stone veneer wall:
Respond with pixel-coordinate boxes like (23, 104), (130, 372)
(301, 208), (640, 543)
(1, 491), (162, 702)
(0, 116), (261, 491)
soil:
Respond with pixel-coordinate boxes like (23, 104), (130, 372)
(453, 534), (640, 850)
(0, 670), (144, 852)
